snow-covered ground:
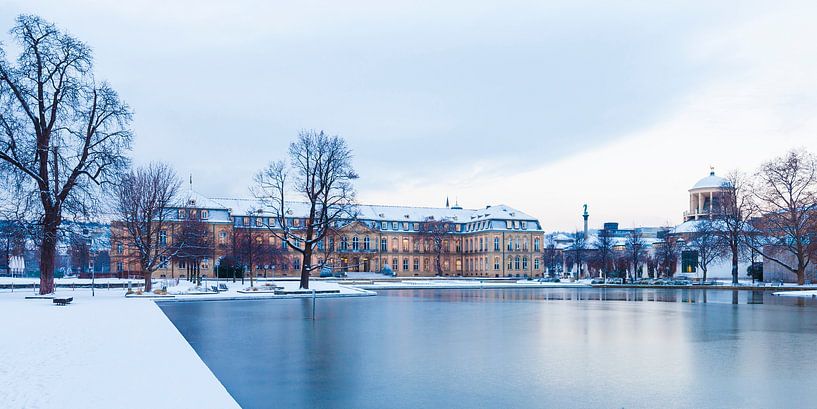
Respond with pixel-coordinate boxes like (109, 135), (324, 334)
(148, 278), (375, 301)
(773, 290), (817, 298)
(354, 279), (591, 290)
(0, 290), (240, 409)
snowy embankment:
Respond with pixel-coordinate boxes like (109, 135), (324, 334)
(354, 279), (591, 290)
(0, 291), (240, 409)
(139, 278), (375, 301)
(773, 290), (817, 298)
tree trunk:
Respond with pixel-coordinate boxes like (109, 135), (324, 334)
(300, 249), (311, 289)
(797, 267), (805, 286)
(702, 268), (707, 283)
(38, 217), (59, 295)
(731, 249), (739, 285)
(144, 271), (152, 292)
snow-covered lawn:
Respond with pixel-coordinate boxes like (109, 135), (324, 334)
(0, 290), (240, 409)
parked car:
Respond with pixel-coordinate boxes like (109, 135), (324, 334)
(605, 278), (624, 284)
(538, 277), (561, 283)
(590, 278), (605, 284)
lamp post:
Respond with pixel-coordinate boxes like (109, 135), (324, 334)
(215, 258), (221, 291)
(84, 232), (95, 297)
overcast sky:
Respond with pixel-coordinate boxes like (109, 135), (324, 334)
(2, 0), (817, 231)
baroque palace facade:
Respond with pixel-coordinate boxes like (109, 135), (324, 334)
(110, 192), (545, 279)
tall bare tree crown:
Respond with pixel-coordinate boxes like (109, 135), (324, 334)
(0, 15), (133, 293)
(253, 130), (358, 288)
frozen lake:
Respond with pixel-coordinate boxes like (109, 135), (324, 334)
(160, 288), (817, 409)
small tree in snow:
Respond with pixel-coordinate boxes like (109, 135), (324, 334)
(111, 163), (180, 291)
(253, 130), (358, 289)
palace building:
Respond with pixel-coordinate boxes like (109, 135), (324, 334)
(110, 193), (545, 279)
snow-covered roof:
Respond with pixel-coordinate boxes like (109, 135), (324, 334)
(180, 190), (230, 211)
(671, 220), (699, 234)
(206, 197), (541, 225)
(691, 171), (729, 190)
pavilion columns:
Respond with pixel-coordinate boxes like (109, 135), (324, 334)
(709, 191), (714, 214)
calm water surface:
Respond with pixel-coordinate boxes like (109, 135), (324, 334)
(160, 289), (817, 409)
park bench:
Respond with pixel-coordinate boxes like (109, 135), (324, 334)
(218, 284), (229, 291)
(53, 297), (73, 306)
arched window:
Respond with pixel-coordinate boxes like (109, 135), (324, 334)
(352, 236), (359, 251)
(494, 257), (500, 270)
(534, 238), (541, 252)
(534, 257), (540, 270)
(340, 236), (348, 250)
(514, 256), (521, 270)
(522, 257), (528, 270)
(363, 236), (371, 250)
(494, 237), (500, 251)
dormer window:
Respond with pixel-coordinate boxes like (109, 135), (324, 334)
(521, 221), (527, 230)
(201, 210), (209, 220)
(178, 209), (186, 219)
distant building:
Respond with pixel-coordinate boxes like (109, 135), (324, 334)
(684, 169), (729, 222)
(110, 193), (546, 279)
(671, 169), (752, 280)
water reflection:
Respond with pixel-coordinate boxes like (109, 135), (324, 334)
(161, 289), (817, 409)
(384, 287), (810, 306)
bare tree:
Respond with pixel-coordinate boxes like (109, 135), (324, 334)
(0, 16), (132, 294)
(593, 228), (615, 279)
(541, 236), (560, 277)
(66, 230), (90, 274)
(689, 218), (726, 282)
(111, 163), (180, 291)
(654, 230), (681, 278)
(174, 215), (214, 286)
(625, 229), (646, 282)
(567, 230), (586, 279)
(713, 171), (754, 284)
(231, 228), (272, 287)
(253, 130), (358, 289)
(419, 217), (453, 275)
(747, 150), (817, 285)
